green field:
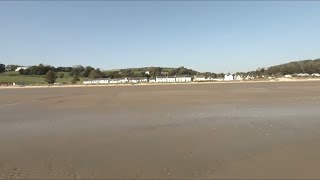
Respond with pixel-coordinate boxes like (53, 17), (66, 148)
(0, 71), (87, 85)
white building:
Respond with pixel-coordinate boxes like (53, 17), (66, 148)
(119, 78), (129, 83)
(83, 81), (91, 84)
(97, 79), (109, 84)
(193, 75), (207, 81)
(175, 75), (191, 82)
(83, 79), (110, 84)
(140, 77), (148, 82)
(15, 67), (28, 71)
(110, 78), (121, 84)
(149, 79), (156, 83)
(296, 73), (310, 77)
(284, 74), (292, 78)
(245, 75), (254, 80)
(128, 77), (148, 83)
(312, 73), (320, 77)
(156, 76), (167, 83)
(129, 79), (139, 83)
(224, 74), (234, 81)
(155, 76), (176, 83)
(235, 75), (243, 81)
(167, 76), (176, 83)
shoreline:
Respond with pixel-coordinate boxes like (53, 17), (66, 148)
(1, 78), (320, 89)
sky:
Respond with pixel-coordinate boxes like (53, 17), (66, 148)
(0, 1), (320, 73)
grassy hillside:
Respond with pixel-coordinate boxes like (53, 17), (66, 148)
(0, 75), (46, 84)
(0, 71), (45, 84)
(0, 71), (87, 85)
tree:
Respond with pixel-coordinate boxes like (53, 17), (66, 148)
(57, 66), (72, 72)
(140, 71), (147, 77)
(216, 73), (225, 78)
(5, 64), (19, 71)
(45, 70), (57, 84)
(88, 69), (102, 79)
(168, 69), (176, 76)
(0, 64), (5, 73)
(71, 75), (80, 84)
(105, 71), (121, 78)
(58, 73), (64, 78)
(17, 64), (55, 75)
(149, 67), (162, 77)
(211, 73), (217, 78)
(70, 65), (84, 76)
(81, 66), (95, 77)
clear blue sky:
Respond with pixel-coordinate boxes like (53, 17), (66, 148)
(0, 1), (319, 73)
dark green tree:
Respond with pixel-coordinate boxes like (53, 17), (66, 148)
(45, 70), (57, 84)
(71, 75), (80, 84)
(70, 65), (84, 76)
(88, 69), (101, 79)
(81, 66), (95, 77)
(58, 73), (64, 78)
(0, 64), (5, 73)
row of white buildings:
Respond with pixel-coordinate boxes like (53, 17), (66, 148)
(83, 74), (260, 85)
(83, 75), (192, 84)
(83, 77), (147, 85)
(284, 73), (320, 78)
(193, 74), (255, 82)
(154, 75), (192, 83)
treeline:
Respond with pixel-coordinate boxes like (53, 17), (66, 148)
(17, 64), (103, 78)
(167, 66), (198, 76)
(105, 66), (199, 78)
(16, 64), (200, 79)
(19, 64), (56, 76)
(195, 72), (226, 78)
(236, 68), (267, 77)
(0, 64), (21, 72)
(236, 58), (320, 78)
(266, 59), (320, 75)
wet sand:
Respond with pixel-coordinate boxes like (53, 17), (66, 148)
(1, 81), (320, 179)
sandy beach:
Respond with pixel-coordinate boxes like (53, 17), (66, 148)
(1, 81), (320, 179)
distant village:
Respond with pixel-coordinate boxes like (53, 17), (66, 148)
(82, 70), (320, 85)
(81, 74), (251, 85)
(1, 59), (320, 86)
